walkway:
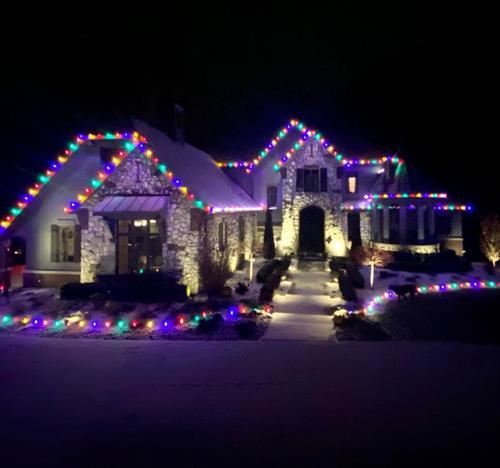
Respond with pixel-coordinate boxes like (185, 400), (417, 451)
(262, 261), (337, 341)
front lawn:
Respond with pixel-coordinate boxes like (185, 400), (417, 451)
(0, 288), (272, 340)
(335, 290), (500, 345)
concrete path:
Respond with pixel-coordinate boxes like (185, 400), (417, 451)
(263, 261), (337, 341)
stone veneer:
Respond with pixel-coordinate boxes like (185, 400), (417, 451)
(359, 211), (372, 246)
(80, 149), (256, 294)
(277, 140), (347, 256)
(373, 241), (439, 254)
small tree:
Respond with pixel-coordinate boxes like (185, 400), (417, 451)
(199, 241), (233, 296)
(480, 213), (500, 268)
(352, 245), (393, 290)
(262, 208), (275, 260)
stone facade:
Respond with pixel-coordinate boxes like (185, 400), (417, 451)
(80, 150), (256, 294)
(373, 241), (439, 254)
(276, 140), (348, 256)
(359, 212), (372, 246)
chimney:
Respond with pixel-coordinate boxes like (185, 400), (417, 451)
(174, 103), (185, 145)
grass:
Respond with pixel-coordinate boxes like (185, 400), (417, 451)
(336, 290), (500, 345)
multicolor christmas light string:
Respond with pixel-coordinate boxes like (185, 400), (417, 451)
(0, 132), (146, 234)
(0, 130), (265, 234)
(364, 192), (448, 200)
(362, 279), (499, 315)
(0, 303), (274, 335)
(341, 201), (473, 211)
(215, 119), (405, 173)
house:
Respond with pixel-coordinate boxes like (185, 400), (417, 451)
(0, 118), (471, 293)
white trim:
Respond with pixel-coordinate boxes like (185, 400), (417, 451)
(24, 269), (81, 275)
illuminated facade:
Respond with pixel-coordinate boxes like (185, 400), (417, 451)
(0, 119), (471, 292)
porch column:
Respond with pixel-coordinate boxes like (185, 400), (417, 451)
(399, 204), (407, 245)
(371, 207), (378, 242)
(417, 206), (425, 242)
(428, 208), (435, 241)
(383, 206), (390, 242)
(451, 212), (462, 237)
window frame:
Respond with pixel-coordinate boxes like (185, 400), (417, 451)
(346, 172), (358, 194)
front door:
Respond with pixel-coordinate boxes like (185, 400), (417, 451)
(299, 206), (325, 254)
(116, 219), (162, 274)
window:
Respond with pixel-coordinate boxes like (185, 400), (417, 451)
(116, 219), (162, 274)
(280, 167), (287, 179)
(238, 216), (245, 242)
(296, 167), (328, 193)
(50, 224), (81, 262)
(267, 186), (277, 208)
(190, 208), (205, 231)
(346, 173), (358, 194)
(218, 220), (228, 250)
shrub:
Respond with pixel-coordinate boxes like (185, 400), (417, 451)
(61, 276), (187, 303)
(235, 320), (258, 339)
(103, 300), (134, 316)
(235, 282), (249, 295)
(220, 285), (233, 298)
(259, 286), (274, 303)
(329, 256), (349, 273)
(346, 263), (365, 289)
(197, 312), (224, 333)
(262, 208), (275, 260)
(256, 257), (290, 283)
(256, 260), (280, 283)
(338, 271), (358, 302)
(199, 242), (233, 296)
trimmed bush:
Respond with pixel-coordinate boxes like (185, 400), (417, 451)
(197, 312), (224, 333)
(346, 263), (365, 288)
(256, 260), (281, 283)
(235, 320), (258, 339)
(256, 258), (290, 283)
(235, 282), (249, 295)
(329, 256), (349, 273)
(338, 271), (358, 302)
(60, 274), (187, 303)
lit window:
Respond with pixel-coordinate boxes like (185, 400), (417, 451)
(347, 174), (357, 194)
(50, 224), (80, 262)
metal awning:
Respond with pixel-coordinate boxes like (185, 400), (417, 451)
(93, 196), (168, 219)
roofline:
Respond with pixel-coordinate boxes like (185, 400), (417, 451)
(215, 118), (405, 173)
(0, 130), (264, 236)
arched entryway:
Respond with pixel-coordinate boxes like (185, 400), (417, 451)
(299, 206), (325, 254)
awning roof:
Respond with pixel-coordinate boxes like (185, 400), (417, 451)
(93, 196), (168, 219)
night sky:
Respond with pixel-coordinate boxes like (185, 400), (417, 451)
(0, 4), (493, 249)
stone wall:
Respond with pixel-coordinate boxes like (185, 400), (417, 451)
(373, 241), (440, 254)
(360, 211), (372, 246)
(276, 140), (347, 256)
(206, 212), (256, 270)
(80, 149), (257, 294)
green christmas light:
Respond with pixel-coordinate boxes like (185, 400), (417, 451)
(124, 141), (135, 152)
(10, 207), (21, 216)
(194, 200), (204, 209)
(157, 164), (167, 173)
(38, 174), (50, 184)
(273, 164), (280, 172)
(68, 143), (79, 151)
(90, 179), (101, 189)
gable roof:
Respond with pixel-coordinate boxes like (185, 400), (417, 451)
(133, 120), (261, 212)
(215, 119), (405, 174)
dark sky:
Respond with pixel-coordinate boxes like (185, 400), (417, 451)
(0, 3), (493, 215)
